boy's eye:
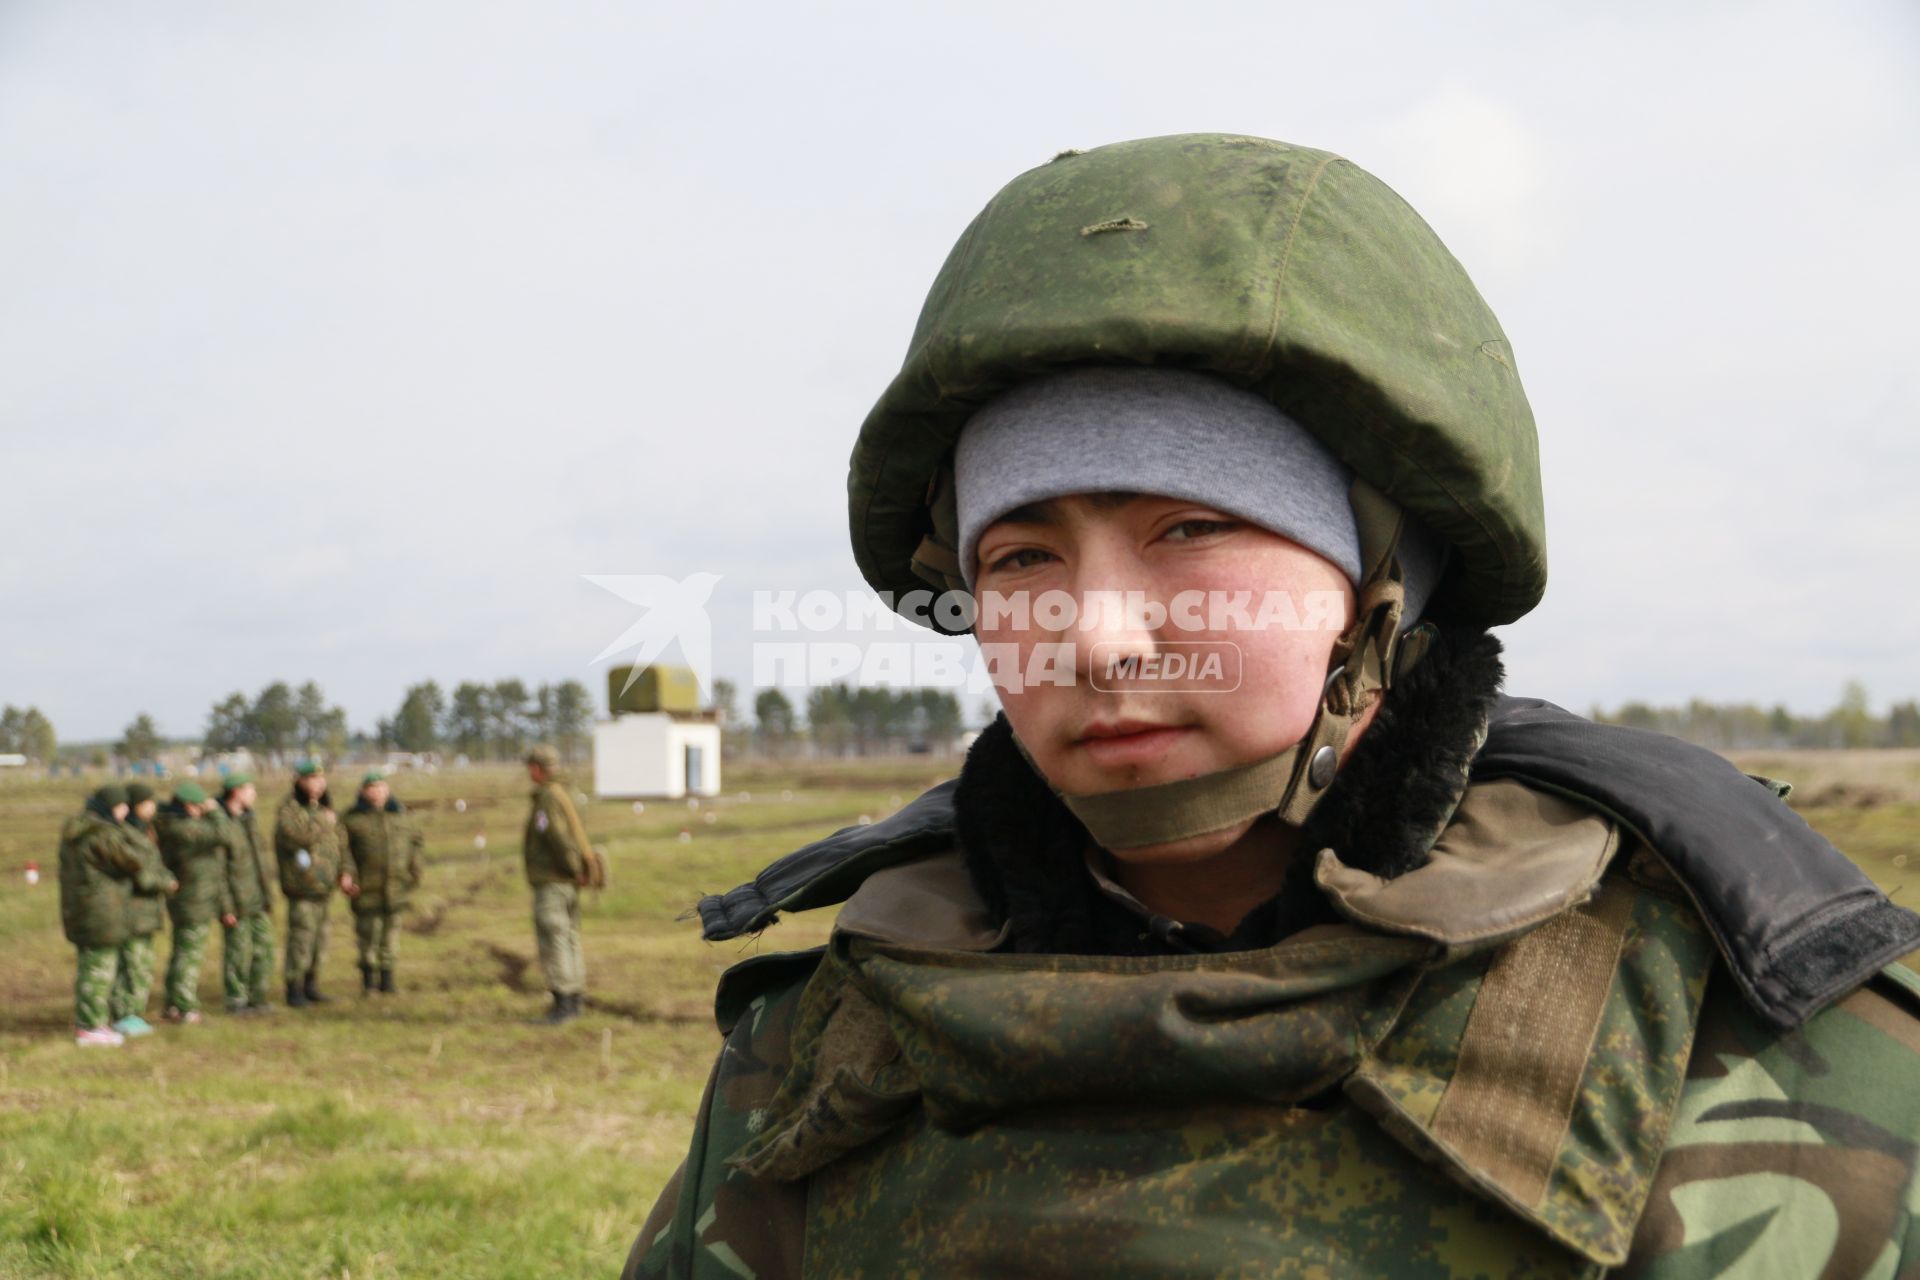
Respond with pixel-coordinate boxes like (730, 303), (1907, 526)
(1162, 518), (1237, 542)
(985, 547), (1056, 574)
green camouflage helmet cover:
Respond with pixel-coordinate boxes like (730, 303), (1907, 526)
(848, 132), (1546, 629)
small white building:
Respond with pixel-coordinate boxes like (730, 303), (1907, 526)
(593, 713), (721, 799)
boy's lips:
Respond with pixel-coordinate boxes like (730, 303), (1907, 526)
(1072, 720), (1195, 768)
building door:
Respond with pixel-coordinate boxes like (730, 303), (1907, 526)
(684, 744), (704, 795)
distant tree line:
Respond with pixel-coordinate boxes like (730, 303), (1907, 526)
(0, 705), (57, 762)
(1593, 681), (1920, 751)
(745, 683), (964, 757)
(378, 678), (594, 763)
(201, 681), (352, 760)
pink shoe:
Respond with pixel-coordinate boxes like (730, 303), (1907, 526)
(75, 1026), (125, 1047)
(161, 1008), (203, 1026)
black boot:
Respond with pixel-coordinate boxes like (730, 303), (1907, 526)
(378, 968), (395, 995)
(360, 963), (375, 995)
(286, 979), (309, 1009)
(541, 991), (579, 1025)
(303, 972), (329, 1004)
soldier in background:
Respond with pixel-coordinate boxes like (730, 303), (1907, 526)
(339, 771), (424, 995)
(522, 745), (597, 1025)
(108, 782), (175, 1037)
(210, 773), (275, 1015)
(58, 783), (160, 1046)
(275, 761), (342, 1008)
(156, 781), (230, 1023)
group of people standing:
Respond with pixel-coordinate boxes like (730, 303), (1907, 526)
(56, 763), (425, 1045)
(56, 746), (597, 1045)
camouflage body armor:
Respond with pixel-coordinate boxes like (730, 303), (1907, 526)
(629, 776), (1920, 1279)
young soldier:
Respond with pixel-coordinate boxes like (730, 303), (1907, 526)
(156, 780), (230, 1024)
(522, 744), (595, 1025)
(108, 781), (175, 1036)
(338, 771), (423, 995)
(210, 773), (275, 1015)
(627, 135), (1920, 1278)
(275, 760), (342, 1008)
(58, 783), (159, 1046)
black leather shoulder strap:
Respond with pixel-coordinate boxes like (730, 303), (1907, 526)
(696, 701), (1919, 1032)
(1474, 697), (1920, 1030)
(694, 780), (959, 941)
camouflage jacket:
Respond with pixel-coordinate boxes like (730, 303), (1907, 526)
(57, 804), (150, 948)
(627, 779), (1920, 1280)
(274, 791), (343, 901)
(156, 802), (233, 927)
(522, 779), (587, 886)
(119, 817), (170, 938)
(210, 804), (272, 918)
(341, 798), (424, 914)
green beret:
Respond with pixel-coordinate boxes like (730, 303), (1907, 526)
(126, 782), (155, 806)
(362, 770), (387, 786)
(525, 744), (559, 770)
(221, 771), (254, 791)
(95, 783), (129, 809)
(295, 760), (323, 778)
(174, 781), (209, 805)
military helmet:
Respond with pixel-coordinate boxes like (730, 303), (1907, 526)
(848, 133), (1545, 631)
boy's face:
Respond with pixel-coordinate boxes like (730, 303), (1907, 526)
(973, 492), (1354, 863)
(364, 780), (391, 808)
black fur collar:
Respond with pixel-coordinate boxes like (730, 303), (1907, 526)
(954, 626), (1507, 955)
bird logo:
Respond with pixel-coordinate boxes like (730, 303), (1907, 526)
(584, 573), (723, 698)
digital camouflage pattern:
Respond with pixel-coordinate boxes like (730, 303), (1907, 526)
(57, 807), (147, 948)
(73, 944), (119, 1029)
(628, 870), (1920, 1279)
(155, 802), (232, 928)
(286, 897), (332, 983)
(222, 910), (273, 1008)
(274, 791), (343, 900)
(354, 909), (399, 971)
(164, 921), (212, 1014)
(110, 932), (158, 1023)
(119, 817), (169, 939)
(276, 790), (342, 984)
(211, 803), (273, 918)
(341, 799), (424, 914)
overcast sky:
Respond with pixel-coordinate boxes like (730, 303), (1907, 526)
(2, 0), (1916, 742)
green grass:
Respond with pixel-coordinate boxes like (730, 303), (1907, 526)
(0, 758), (949, 1279)
(0, 749), (1913, 1277)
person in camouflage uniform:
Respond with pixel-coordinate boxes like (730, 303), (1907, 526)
(627, 135), (1920, 1279)
(522, 744), (592, 1025)
(58, 783), (160, 1046)
(339, 771), (423, 995)
(274, 760), (342, 1008)
(108, 782), (175, 1036)
(156, 780), (230, 1022)
(210, 773), (275, 1015)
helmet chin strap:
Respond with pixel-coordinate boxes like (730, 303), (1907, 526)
(1055, 481), (1434, 851)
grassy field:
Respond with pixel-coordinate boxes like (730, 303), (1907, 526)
(0, 758), (952, 1279)
(1, 749), (1916, 1278)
